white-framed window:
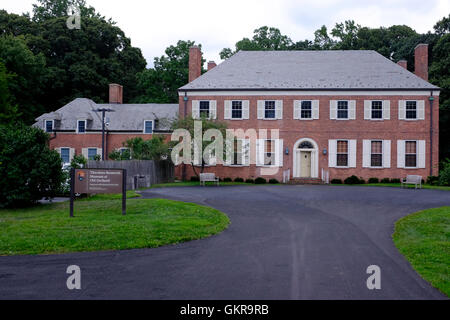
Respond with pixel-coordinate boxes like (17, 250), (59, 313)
(364, 100), (390, 120)
(257, 100), (283, 120)
(199, 101), (210, 118)
(192, 100), (217, 119)
(405, 141), (417, 168)
(363, 140), (391, 168)
(294, 100), (319, 120)
(398, 100), (425, 120)
(60, 147), (70, 164)
(77, 120), (86, 133)
(224, 100), (249, 120)
(45, 120), (54, 133)
(330, 100), (356, 120)
(371, 101), (383, 119)
(256, 139), (283, 167)
(397, 140), (425, 169)
(144, 120), (154, 134)
(328, 139), (357, 168)
(88, 148), (98, 160)
(231, 101), (242, 119)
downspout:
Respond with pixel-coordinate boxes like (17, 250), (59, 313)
(182, 91), (188, 181)
(429, 91), (434, 177)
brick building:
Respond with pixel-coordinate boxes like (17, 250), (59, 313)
(176, 45), (440, 182)
(34, 84), (178, 164)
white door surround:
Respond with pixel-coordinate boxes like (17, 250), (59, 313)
(293, 138), (319, 178)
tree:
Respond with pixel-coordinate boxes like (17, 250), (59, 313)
(0, 124), (65, 207)
(123, 136), (170, 161)
(133, 40), (204, 103)
(0, 61), (19, 123)
(171, 115), (228, 177)
(332, 20), (361, 50)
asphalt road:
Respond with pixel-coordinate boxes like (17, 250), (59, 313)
(0, 185), (448, 300)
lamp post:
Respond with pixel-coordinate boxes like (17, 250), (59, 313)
(94, 108), (115, 160)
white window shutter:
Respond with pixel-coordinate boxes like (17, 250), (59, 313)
(417, 100), (425, 120)
(398, 100), (405, 120)
(276, 139), (284, 167)
(383, 100), (391, 120)
(312, 100), (320, 119)
(192, 100), (200, 119)
(97, 148), (103, 158)
(210, 100), (217, 119)
(362, 140), (371, 168)
(397, 140), (405, 168)
(330, 100), (337, 120)
(349, 101), (356, 120)
(242, 100), (250, 119)
(224, 101), (232, 120)
(383, 140), (391, 168)
(276, 100), (283, 119)
(257, 101), (264, 119)
(242, 139), (250, 166)
(224, 138), (233, 166)
(56, 148), (62, 155)
(69, 148), (75, 162)
(82, 148), (88, 159)
(364, 101), (371, 120)
(293, 100), (300, 119)
(349, 139), (357, 167)
(418, 140), (426, 168)
(328, 140), (337, 167)
(256, 139), (264, 166)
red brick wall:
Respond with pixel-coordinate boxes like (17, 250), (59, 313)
(189, 47), (202, 83)
(415, 44), (429, 81)
(175, 94), (439, 181)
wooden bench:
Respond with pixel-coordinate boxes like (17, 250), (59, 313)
(401, 175), (422, 189)
(199, 173), (220, 186)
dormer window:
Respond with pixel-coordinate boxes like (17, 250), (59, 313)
(144, 120), (154, 134)
(45, 120), (54, 133)
(77, 120), (86, 133)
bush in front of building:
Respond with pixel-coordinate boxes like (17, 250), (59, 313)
(245, 179), (255, 184)
(0, 124), (65, 208)
(344, 175), (363, 185)
(223, 177), (233, 182)
(381, 178), (391, 183)
(269, 179), (279, 184)
(438, 159), (450, 186)
(390, 178), (401, 184)
(368, 178), (379, 184)
(331, 179), (343, 184)
(426, 175), (440, 186)
(190, 176), (200, 182)
(234, 177), (244, 183)
(70, 154), (87, 169)
(255, 177), (267, 184)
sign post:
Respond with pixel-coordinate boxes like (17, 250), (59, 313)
(70, 168), (127, 217)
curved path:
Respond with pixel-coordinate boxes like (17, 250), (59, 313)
(0, 185), (448, 299)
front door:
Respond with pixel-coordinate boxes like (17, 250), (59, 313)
(300, 151), (312, 178)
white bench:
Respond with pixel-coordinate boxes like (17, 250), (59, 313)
(401, 175), (422, 189)
(199, 173), (219, 186)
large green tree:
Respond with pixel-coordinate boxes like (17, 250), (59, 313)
(0, 61), (19, 123)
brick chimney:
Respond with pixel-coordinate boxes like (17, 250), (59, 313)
(109, 83), (123, 104)
(189, 46), (202, 82)
(414, 44), (428, 81)
(207, 61), (217, 71)
(397, 60), (407, 70)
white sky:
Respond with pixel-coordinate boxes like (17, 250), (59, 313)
(2, 0), (449, 67)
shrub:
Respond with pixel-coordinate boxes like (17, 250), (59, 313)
(368, 177), (379, 184)
(70, 154), (87, 169)
(0, 124), (65, 208)
(344, 175), (361, 185)
(359, 178), (366, 184)
(331, 179), (343, 184)
(245, 179), (254, 184)
(426, 176), (439, 185)
(269, 178), (279, 184)
(223, 177), (233, 182)
(255, 177), (267, 184)
(381, 178), (391, 184)
(190, 176), (200, 182)
(390, 178), (401, 184)
(439, 159), (450, 186)
(234, 177), (244, 183)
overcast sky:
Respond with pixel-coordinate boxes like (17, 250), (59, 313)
(2, 0), (449, 67)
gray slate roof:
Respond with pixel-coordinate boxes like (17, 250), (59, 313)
(34, 98), (178, 131)
(180, 50), (439, 91)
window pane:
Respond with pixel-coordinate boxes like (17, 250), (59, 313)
(200, 101), (210, 118)
(406, 101), (417, 119)
(145, 121), (153, 134)
(60, 148), (70, 163)
(337, 140), (348, 153)
(337, 101), (348, 119)
(46, 121), (53, 133)
(405, 155), (417, 167)
(371, 154), (382, 167)
(232, 101), (242, 119)
(265, 101), (276, 119)
(78, 121), (86, 133)
(371, 101), (382, 119)
(264, 140), (274, 165)
(301, 101), (312, 118)
(371, 141), (382, 153)
(337, 154), (348, 167)
(88, 148), (97, 160)
(337, 140), (348, 166)
(405, 141), (416, 154)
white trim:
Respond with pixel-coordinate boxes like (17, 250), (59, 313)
(143, 120), (154, 134)
(180, 90), (440, 97)
(293, 138), (319, 178)
(76, 120), (87, 134)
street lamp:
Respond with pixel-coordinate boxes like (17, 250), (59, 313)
(94, 108), (115, 160)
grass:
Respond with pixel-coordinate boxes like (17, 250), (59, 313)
(393, 206), (450, 297)
(0, 195), (230, 256)
(332, 183), (450, 191)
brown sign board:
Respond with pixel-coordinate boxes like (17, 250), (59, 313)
(74, 169), (123, 194)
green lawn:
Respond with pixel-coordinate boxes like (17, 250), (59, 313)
(332, 183), (450, 191)
(393, 206), (450, 297)
(0, 195), (229, 256)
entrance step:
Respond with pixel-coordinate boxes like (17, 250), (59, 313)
(287, 178), (324, 185)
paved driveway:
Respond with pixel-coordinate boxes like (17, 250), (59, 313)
(0, 185), (448, 300)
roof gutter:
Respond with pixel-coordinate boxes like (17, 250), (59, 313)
(179, 87), (441, 93)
